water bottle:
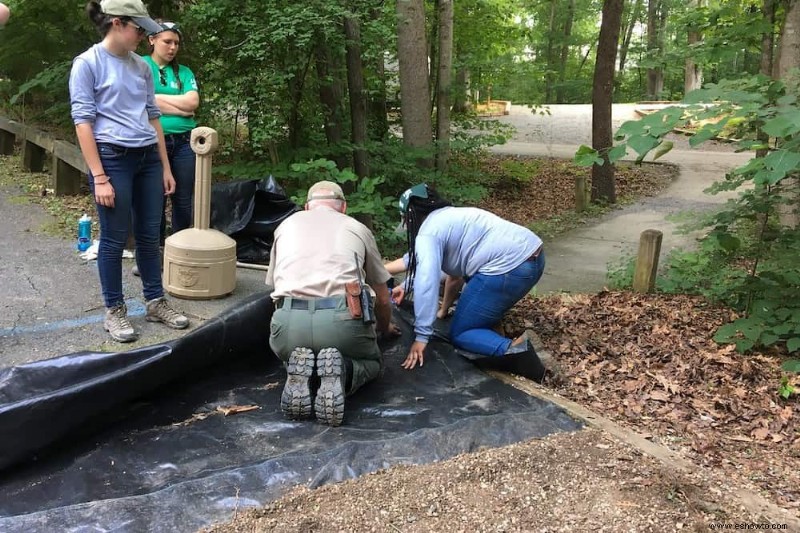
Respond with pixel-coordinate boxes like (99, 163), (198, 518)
(77, 213), (92, 252)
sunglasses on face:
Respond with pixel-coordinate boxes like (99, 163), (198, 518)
(126, 20), (146, 36)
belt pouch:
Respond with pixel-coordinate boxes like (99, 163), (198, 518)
(345, 281), (363, 319)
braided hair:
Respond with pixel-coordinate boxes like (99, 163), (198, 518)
(149, 20), (184, 92)
(404, 186), (452, 298)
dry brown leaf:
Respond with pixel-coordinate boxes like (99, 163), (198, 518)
(648, 390), (671, 403)
(216, 405), (260, 416)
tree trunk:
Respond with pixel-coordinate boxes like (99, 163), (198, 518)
(315, 39), (348, 170)
(756, 0), (776, 159)
(452, 66), (471, 113)
(344, 15), (369, 179)
(684, 0), (704, 95)
(287, 50), (314, 150)
(646, 0), (665, 100)
(545, 0), (558, 103)
(619, 0), (642, 72)
(592, 0), (624, 204)
(776, 0), (800, 228)
(556, 0), (576, 103)
(436, 0), (453, 173)
(396, 0), (433, 161)
(760, 0), (775, 80)
(429, 0), (439, 111)
(368, 7), (389, 141)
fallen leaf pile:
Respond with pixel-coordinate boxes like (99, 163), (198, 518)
(474, 155), (677, 227)
(506, 291), (800, 510)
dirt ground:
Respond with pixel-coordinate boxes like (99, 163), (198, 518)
(204, 429), (772, 533)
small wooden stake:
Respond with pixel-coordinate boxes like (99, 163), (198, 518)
(633, 229), (663, 293)
(575, 176), (588, 212)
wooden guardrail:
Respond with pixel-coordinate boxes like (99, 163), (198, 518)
(0, 117), (86, 195)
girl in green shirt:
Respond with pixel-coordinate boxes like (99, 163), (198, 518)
(145, 21), (199, 237)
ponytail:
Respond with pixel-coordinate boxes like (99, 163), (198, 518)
(86, 1), (114, 37)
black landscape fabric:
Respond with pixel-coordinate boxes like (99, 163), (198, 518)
(0, 296), (582, 532)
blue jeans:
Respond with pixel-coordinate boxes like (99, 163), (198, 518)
(161, 132), (195, 239)
(90, 143), (165, 308)
(449, 251), (545, 356)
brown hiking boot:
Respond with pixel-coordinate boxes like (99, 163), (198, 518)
(145, 297), (189, 329)
(104, 303), (138, 343)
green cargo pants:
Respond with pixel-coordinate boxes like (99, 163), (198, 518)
(269, 295), (382, 395)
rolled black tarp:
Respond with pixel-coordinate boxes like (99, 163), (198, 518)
(0, 293), (272, 472)
(210, 176), (299, 264)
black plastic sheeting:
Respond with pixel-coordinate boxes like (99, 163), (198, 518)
(0, 297), (581, 532)
(210, 176), (299, 264)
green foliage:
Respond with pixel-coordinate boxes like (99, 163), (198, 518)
(778, 376), (796, 400)
(605, 75), (800, 357)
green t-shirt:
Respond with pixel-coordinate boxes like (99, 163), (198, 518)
(143, 55), (199, 135)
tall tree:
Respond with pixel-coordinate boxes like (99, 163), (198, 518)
(344, 14), (369, 179)
(544, 0), (558, 102)
(556, 0), (576, 103)
(315, 37), (348, 170)
(619, 0), (643, 72)
(592, 0), (625, 203)
(684, 0), (704, 94)
(646, 0), (667, 99)
(396, 0), (433, 160)
(775, 0), (800, 228)
(760, 0), (776, 76)
(435, 0), (454, 172)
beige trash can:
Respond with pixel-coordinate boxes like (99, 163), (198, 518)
(163, 127), (237, 299)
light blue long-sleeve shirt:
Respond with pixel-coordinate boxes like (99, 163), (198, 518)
(69, 44), (161, 147)
(407, 206), (542, 343)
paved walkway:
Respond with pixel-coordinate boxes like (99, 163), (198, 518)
(0, 104), (753, 365)
(491, 142), (750, 293)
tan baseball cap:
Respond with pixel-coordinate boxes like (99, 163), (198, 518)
(100, 0), (162, 34)
(307, 180), (345, 201)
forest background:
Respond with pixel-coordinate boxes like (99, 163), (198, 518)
(1, 0), (799, 366)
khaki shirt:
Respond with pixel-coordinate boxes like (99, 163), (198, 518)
(266, 206), (390, 299)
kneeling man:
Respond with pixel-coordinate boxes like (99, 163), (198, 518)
(265, 181), (399, 426)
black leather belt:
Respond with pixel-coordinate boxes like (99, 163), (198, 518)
(276, 297), (341, 310)
(527, 246), (543, 262)
(165, 132), (191, 143)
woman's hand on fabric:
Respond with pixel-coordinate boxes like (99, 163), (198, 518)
(163, 170), (176, 195)
(391, 285), (405, 305)
(436, 305), (453, 320)
(94, 182), (115, 208)
(402, 341), (427, 370)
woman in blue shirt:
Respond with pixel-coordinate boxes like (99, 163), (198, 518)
(69, 0), (189, 342)
(390, 184), (546, 380)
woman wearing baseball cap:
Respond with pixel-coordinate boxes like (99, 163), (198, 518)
(145, 21), (199, 240)
(69, 1), (189, 342)
(389, 184), (547, 381)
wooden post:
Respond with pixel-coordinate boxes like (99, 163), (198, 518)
(22, 141), (46, 172)
(575, 176), (589, 212)
(21, 127), (54, 172)
(51, 140), (87, 196)
(0, 130), (14, 155)
(51, 158), (83, 196)
(633, 229), (663, 293)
